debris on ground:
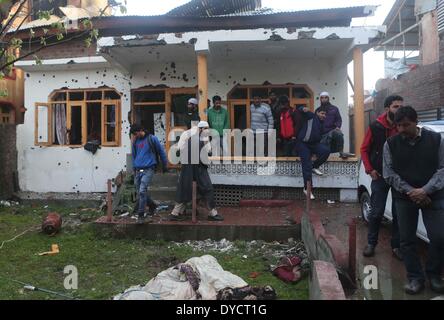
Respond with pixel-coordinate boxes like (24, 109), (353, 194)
(272, 256), (309, 283)
(38, 244), (60, 256)
(42, 213), (62, 236)
(0, 200), (19, 207)
(114, 255), (276, 300)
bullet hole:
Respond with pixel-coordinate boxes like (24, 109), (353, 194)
(233, 81), (237, 84)
(228, 76), (232, 79)
(193, 76), (196, 80)
(243, 78), (247, 82)
(124, 94), (127, 98)
(171, 62), (176, 69)
(226, 83), (229, 86)
(162, 77), (166, 81)
(173, 70), (176, 74)
(86, 76), (89, 79)
(165, 67), (168, 71)
(160, 72), (165, 78)
(101, 81), (104, 84)
(96, 71), (99, 74)
(94, 82), (97, 85)
(217, 80), (221, 83)
(128, 82), (132, 86)
(148, 51), (152, 54)
(43, 74), (46, 77)
(182, 74), (189, 82)
(30, 147), (35, 150)
(77, 191), (80, 194)
(53, 75), (56, 78)
(189, 38), (197, 45)
(95, 166), (99, 170)
(58, 163), (61, 166)
(263, 31), (268, 34)
(39, 136), (42, 139)
(130, 76), (133, 80)
(26, 73), (30, 77)
(325, 82), (328, 86)
(38, 80), (41, 83)
(334, 82), (338, 86)
(73, 187), (76, 190)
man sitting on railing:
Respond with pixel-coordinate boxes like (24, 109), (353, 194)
(295, 106), (330, 200)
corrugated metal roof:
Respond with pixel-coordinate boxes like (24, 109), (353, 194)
(166, 0), (262, 17)
(438, 0), (444, 33)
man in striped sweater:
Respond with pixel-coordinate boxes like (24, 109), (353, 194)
(250, 95), (274, 157)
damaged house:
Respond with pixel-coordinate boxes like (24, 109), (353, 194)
(12, 0), (385, 203)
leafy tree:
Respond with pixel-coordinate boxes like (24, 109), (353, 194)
(0, 0), (127, 78)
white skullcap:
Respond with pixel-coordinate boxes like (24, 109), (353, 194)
(320, 92), (330, 97)
(198, 121), (209, 128)
(188, 98), (198, 105)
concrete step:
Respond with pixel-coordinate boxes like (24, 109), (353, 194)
(148, 187), (176, 201)
(151, 173), (179, 188)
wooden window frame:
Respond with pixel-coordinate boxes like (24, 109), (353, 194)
(34, 88), (122, 147)
(34, 102), (51, 146)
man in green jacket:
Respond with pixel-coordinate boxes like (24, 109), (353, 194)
(208, 95), (230, 156)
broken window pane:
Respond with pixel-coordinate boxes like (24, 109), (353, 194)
(69, 91), (84, 101)
(229, 87), (248, 99)
(134, 105), (166, 144)
(104, 90), (120, 100)
(292, 87), (311, 99)
(86, 91), (102, 101)
(69, 105), (83, 145)
(104, 104), (117, 144)
(134, 90), (165, 103)
(87, 102), (101, 142)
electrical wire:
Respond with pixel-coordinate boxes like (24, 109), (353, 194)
(0, 276), (79, 300)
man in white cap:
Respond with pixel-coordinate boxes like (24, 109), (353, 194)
(315, 92), (354, 159)
(169, 121), (224, 221)
(184, 97), (201, 129)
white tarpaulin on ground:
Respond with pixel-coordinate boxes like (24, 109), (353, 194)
(113, 255), (248, 300)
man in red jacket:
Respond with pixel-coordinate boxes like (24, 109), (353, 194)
(361, 95), (404, 259)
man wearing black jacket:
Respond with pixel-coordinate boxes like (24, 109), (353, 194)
(383, 106), (444, 295)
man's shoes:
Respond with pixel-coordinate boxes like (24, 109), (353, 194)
(208, 214), (224, 221)
(168, 214), (186, 221)
(312, 168), (324, 176)
(429, 276), (444, 294)
(136, 215), (145, 225)
(363, 245), (375, 257)
(404, 279), (425, 295)
(392, 248), (403, 261)
(303, 189), (315, 200)
(339, 152), (355, 159)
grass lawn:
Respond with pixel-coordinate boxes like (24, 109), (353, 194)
(0, 204), (308, 300)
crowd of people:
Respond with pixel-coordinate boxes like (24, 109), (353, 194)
(130, 92), (444, 296)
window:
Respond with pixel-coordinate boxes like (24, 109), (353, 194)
(1, 104), (14, 124)
(35, 88), (121, 147)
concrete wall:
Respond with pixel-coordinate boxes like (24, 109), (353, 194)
(18, 52), (349, 193)
(0, 124), (17, 199)
(421, 11), (440, 66)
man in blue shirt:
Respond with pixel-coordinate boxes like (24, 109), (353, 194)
(130, 124), (169, 224)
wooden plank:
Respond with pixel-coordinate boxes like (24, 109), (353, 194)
(353, 47), (365, 157)
(197, 53), (208, 121)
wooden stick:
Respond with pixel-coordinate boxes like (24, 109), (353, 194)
(306, 180), (312, 213)
(107, 179), (113, 222)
